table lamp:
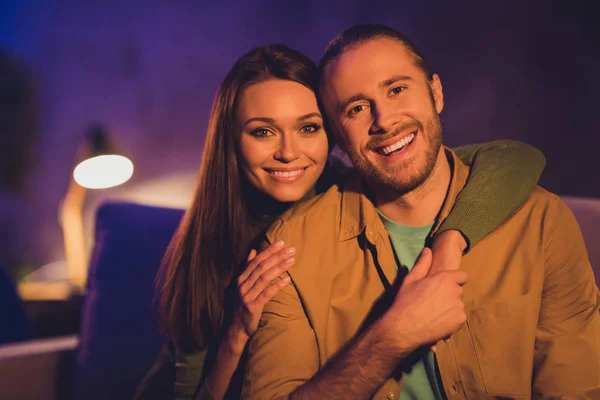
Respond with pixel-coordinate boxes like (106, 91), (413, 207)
(62, 124), (134, 292)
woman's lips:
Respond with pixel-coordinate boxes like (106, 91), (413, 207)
(264, 167), (309, 183)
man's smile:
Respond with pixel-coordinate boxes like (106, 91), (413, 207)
(374, 131), (417, 156)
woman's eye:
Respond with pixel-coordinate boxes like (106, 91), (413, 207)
(300, 124), (320, 134)
(250, 128), (272, 137)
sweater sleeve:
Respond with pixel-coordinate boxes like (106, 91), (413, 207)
(438, 140), (545, 251)
(175, 346), (209, 400)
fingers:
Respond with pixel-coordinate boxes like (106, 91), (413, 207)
(238, 244), (295, 300)
(428, 269), (469, 288)
(241, 257), (295, 303)
(238, 240), (285, 282)
(403, 247), (432, 284)
(446, 269), (469, 286)
(250, 275), (291, 310)
(430, 335), (452, 353)
(246, 249), (257, 263)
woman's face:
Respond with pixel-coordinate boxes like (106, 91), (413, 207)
(237, 79), (329, 203)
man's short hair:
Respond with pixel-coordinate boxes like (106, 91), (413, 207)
(318, 24), (434, 87)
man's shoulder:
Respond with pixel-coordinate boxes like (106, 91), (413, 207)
(528, 186), (560, 205)
(520, 185), (574, 226)
(266, 183), (345, 240)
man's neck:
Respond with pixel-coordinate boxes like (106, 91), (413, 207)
(374, 148), (451, 227)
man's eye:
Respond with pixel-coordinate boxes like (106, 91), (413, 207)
(250, 128), (272, 137)
(390, 86), (405, 95)
(348, 105), (364, 117)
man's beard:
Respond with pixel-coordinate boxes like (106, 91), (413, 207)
(346, 113), (443, 196)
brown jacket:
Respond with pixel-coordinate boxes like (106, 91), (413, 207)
(242, 150), (600, 399)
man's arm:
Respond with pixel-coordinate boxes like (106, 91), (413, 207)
(241, 277), (320, 400)
(243, 249), (468, 400)
(288, 311), (410, 400)
(533, 197), (600, 397)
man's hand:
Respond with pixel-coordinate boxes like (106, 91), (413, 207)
(382, 248), (468, 354)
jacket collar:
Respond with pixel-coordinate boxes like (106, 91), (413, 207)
(338, 147), (470, 242)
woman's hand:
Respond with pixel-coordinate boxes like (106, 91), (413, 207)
(430, 230), (467, 275)
(226, 240), (295, 353)
(428, 230), (467, 351)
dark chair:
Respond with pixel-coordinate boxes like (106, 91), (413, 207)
(74, 201), (184, 400)
(0, 266), (32, 345)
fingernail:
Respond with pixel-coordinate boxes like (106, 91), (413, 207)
(285, 257), (294, 264)
(282, 276), (291, 283)
(284, 247), (295, 254)
(274, 240), (284, 248)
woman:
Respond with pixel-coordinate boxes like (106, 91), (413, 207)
(136, 44), (544, 400)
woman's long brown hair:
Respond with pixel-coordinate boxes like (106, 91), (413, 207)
(158, 44), (321, 349)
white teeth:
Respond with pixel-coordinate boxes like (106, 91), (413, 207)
(269, 168), (305, 177)
(381, 133), (416, 155)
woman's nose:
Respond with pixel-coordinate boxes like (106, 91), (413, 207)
(274, 135), (300, 162)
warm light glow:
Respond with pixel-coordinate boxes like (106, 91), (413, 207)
(73, 155), (134, 189)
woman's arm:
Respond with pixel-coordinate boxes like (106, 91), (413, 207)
(194, 242), (295, 400)
(440, 140), (545, 251)
(133, 341), (176, 399)
(429, 140), (545, 275)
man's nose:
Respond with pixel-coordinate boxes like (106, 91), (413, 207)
(369, 102), (399, 135)
(274, 134), (300, 162)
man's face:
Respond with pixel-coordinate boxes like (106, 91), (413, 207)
(321, 37), (444, 194)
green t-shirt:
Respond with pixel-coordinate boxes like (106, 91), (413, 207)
(377, 211), (445, 400)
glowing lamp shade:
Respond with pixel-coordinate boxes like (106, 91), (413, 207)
(73, 154), (134, 189)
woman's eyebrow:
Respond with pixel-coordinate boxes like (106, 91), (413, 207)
(297, 112), (322, 121)
(243, 117), (275, 126)
(244, 113), (322, 126)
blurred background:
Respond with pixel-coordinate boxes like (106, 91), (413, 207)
(1, 0), (598, 282)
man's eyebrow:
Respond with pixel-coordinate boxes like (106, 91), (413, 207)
(297, 112), (322, 121)
(338, 93), (368, 115)
(243, 117), (275, 126)
(380, 75), (413, 88)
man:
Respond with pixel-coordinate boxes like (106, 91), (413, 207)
(242, 24), (600, 399)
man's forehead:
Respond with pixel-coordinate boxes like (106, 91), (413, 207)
(323, 37), (420, 98)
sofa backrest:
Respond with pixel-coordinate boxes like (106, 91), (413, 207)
(75, 202), (184, 400)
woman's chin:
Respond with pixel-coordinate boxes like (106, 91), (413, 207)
(266, 188), (310, 204)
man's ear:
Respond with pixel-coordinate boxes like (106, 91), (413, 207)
(430, 74), (444, 114)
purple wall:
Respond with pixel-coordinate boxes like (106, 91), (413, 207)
(1, 0), (599, 271)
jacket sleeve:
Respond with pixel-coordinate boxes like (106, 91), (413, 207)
(439, 140), (545, 251)
(242, 263), (320, 400)
(532, 197), (600, 398)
